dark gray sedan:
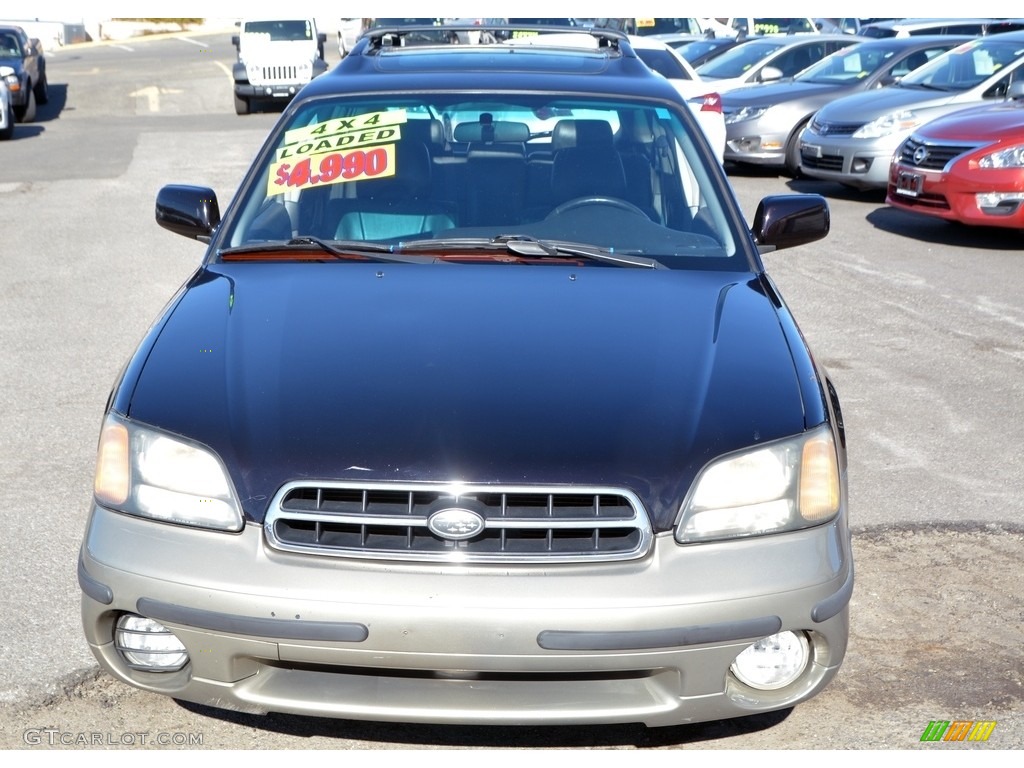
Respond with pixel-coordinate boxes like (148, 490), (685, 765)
(721, 35), (969, 175)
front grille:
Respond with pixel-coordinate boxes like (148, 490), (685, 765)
(260, 65), (298, 82)
(801, 151), (844, 172)
(265, 482), (653, 563)
(897, 136), (982, 171)
(808, 118), (862, 137)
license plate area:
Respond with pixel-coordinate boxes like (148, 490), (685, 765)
(895, 171), (924, 197)
(801, 142), (822, 159)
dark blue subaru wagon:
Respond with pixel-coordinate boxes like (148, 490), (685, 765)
(79, 24), (852, 728)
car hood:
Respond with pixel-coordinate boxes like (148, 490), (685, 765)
(813, 83), (974, 123)
(914, 100), (1024, 141)
(722, 79), (842, 108)
(124, 263), (808, 528)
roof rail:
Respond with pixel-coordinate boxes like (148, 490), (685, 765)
(362, 24), (628, 53)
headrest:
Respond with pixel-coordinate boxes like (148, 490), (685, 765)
(364, 141), (432, 199)
(402, 118), (444, 146)
(551, 119), (615, 151)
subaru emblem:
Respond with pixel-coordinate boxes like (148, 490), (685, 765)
(428, 508), (485, 541)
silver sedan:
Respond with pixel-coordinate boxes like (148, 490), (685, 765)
(799, 31), (1024, 189)
(721, 36), (965, 175)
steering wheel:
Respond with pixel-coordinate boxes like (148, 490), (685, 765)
(547, 196), (650, 220)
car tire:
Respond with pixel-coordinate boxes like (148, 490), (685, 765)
(14, 87), (36, 123)
(234, 93), (250, 115)
(34, 70), (48, 105)
(785, 119), (810, 178)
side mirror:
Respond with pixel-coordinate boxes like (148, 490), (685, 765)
(752, 194), (829, 252)
(156, 185), (220, 242)
(758, 65), (784, 83)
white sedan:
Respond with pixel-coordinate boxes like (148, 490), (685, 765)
(628, 35), (726, 162)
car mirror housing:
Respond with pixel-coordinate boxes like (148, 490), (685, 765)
(752, 194), (829, 252)
(155, 184), (221, 241)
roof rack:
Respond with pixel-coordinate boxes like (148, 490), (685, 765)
(362, 24), (628, 53)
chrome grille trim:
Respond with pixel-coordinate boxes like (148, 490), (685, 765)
(808, 118), (862, 137)
(265, 481), (653, 564)
(898, 136), (984, 172)
(261, 65), (299, 82)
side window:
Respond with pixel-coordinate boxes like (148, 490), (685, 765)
(944, 24), (985, 36)
(983, 72), (1015, 99)
(891, 47), (947, 80)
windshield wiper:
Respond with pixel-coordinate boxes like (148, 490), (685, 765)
(219, 237), (444, 264)
(398, 234), (667, 269)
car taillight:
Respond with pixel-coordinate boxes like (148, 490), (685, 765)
(700, 93), (722, 114)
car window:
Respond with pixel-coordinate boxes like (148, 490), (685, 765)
(797, 44), (898, 83)
(241, 20), (314, 41)
(888, 46), (953, 79)
(696, 40), (788, 79)
(911, 23), (985, 36)
(771, 43), (823, 76)
(902, 39), (1024, 91)
(633, 18), (703, 36)
(0, 31), (21, 55)
(635, 48), (692, 80)
(748, 18), (816, 35)
(221, 94), (739, 266)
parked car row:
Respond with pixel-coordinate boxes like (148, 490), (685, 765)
(709, 25), (1024, 231)
(324, 19), (1024, 233)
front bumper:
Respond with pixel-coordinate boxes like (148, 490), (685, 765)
(887, 162), (1024, 229)
(799, 135), (897, 189)
(725, 132), (788, 166)
(234, 82), (307, 102)
(80, 503), (852, 727)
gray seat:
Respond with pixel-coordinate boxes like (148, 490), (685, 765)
(333, 142), (456, 241)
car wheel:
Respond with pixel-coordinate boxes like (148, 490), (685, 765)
(14, 87), (36, 123)
(34, 70), (48, 105)
(234, 93), (250, 115)
(785, 119), (810, 178)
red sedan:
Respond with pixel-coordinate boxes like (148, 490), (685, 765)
(887, 85), (1024, 229)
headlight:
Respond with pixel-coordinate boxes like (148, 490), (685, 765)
(978, 144), (1024, 168)
(724, 106), (768, 125)
(94, 413), (243, 531)
(675, 424), (840, 543)
(852, 110), (922, 139)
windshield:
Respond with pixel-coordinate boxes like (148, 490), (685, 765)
(241, 20), (314, 42)
(634, 18), (703, 36)
(900, 39), (1024, 91)
(218, 93), (741, 267)
(796, 42), (954, 84)
(696, 40), (787, 79)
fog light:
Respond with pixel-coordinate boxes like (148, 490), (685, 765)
(115, 614), (189, 671)
(976, 193), (1023, 215)
(731, 631), (809, 690)
(851, 158), (872, 174)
